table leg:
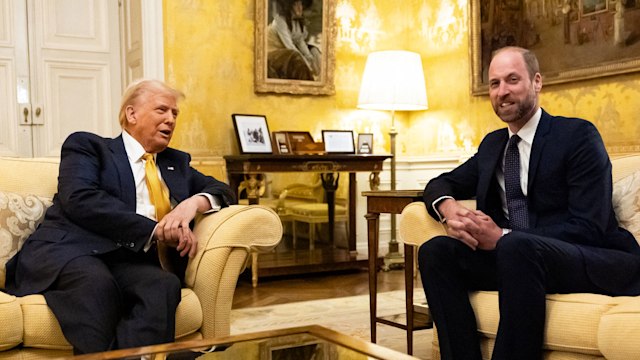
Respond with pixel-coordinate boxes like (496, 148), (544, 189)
(365, 211), (380, 343)
(320, 173), (339, 247)
(405, 243), (415, 354)
(244, 174), (263, 205)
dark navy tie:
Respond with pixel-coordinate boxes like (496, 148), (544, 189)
(504, 135), (529, 229)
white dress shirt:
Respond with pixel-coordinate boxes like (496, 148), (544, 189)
(122, 131), (221, 249)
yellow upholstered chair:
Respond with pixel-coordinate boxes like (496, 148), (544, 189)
(399, 154), (640, 360)
(0, 157), (283, 357)
(289, 202), (348, 249)
(274, 173), (349, 250)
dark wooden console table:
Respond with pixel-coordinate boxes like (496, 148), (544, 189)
(362, 190), (430, 355)
(224, 154), (392, 286)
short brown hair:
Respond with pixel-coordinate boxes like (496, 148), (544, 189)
(492, 46), (540, 81)
(118, 79), (185, 128)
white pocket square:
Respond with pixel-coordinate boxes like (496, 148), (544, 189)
(167, 166), (175, 171)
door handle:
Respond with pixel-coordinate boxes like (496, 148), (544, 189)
(23, 107), (29, 124)
(35, 107), (41, 116)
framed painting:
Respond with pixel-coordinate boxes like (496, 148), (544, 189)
(232, 114), (273, 154)
(469, 0), (640, 95)
(254, 0), (337, 95)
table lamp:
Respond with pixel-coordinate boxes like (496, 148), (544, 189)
(357, 50), (428, 269)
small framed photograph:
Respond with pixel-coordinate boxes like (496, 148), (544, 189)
(322, 130), (355, 154)
(232, 114), (273, 154)
(272, 131), (291, 154)
(357, 133), (374, 154)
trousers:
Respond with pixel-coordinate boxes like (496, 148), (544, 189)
(44, 247), (182, 354)
(418, 231), (603, 360)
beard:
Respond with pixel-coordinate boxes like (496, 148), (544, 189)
(492, 91), (537, 124)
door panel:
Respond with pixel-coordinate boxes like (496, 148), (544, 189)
(33, 60), (112, 157)
(0, 0), (31, 156)
(28, 0), (122, 157)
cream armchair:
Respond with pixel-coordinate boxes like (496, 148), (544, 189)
(0, 157), (283, 358)
(400, 154), (640, 360)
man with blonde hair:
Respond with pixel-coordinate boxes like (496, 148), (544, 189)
(6, 79), (235, 354)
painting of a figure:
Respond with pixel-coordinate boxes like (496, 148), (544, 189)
(267, 0), (322, 80)
(254, 0), (336, 95)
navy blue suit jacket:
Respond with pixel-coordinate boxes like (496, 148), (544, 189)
(423, 110), (640, 294)
(5, 132), (236, 296)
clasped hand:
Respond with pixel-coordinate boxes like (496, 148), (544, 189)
(153, 196), (203, 258)
(438, 199), (503, 250)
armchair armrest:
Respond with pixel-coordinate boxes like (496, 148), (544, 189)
(185, 205), (283, 338)
(399, 200), (477, 248)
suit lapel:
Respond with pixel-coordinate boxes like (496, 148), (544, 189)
(528, 110), (551, 194)
(527, 109), (552, 227)
(108, 136), (137, 210)
(478, 129), (509, 201)
(157, 152), (187, 203)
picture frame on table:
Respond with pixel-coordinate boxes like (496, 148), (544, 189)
(285, 131), (324, 154)
(272, 131), (291, 154)
(357, 133), (373, 154)
(322, 130), (355, 154)
(232, 114), (273, 154)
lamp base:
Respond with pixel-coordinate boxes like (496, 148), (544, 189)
(382, 249), (404, 271)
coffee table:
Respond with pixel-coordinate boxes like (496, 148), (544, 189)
(69, 325), (419, 360)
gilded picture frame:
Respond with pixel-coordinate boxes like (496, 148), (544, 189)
(470, 0), (640, 95)
(254, 0), (336, 95)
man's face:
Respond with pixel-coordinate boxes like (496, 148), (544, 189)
(488, 50), (541, 127)
(125, 90), (179, 154)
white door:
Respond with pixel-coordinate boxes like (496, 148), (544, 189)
(0, 0), (122, 157)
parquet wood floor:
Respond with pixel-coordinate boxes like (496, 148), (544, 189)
(232, 268), (423, 309)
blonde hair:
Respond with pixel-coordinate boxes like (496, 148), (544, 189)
(118, 79), (185, 128)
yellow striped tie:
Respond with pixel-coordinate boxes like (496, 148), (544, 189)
(143, 153), (172, 271)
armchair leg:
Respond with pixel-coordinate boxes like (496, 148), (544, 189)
(292, 221), (298, 249)
(252, 252), (258, 288)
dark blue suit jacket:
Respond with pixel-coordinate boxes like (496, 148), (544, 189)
(5, 132), (236, 296)
(423, 110), (640, 294)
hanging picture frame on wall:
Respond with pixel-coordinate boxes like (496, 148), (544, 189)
(469, 0), (640, 95)
(232, 114), (273, 154)
(254, 0), (337, 95)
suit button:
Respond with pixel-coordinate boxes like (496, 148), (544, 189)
(116, 242), (122, 248)
(128, 242), (135, 248)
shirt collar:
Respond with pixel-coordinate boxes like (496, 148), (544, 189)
(508, 107), (541, 146)
(122, 130), (148, 162)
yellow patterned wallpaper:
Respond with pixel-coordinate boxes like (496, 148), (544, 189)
(163, 0), (640, 158)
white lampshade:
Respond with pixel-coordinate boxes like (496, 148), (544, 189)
(357, 50), (428, 111)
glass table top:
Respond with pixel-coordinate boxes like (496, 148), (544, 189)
(69, 325), (419, 360)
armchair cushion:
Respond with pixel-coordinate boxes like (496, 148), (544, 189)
(612, 170), (640, 244)
(400, 154), (640, 360)
(0, 292), (22, 351)
(0, 191), (51, 288)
